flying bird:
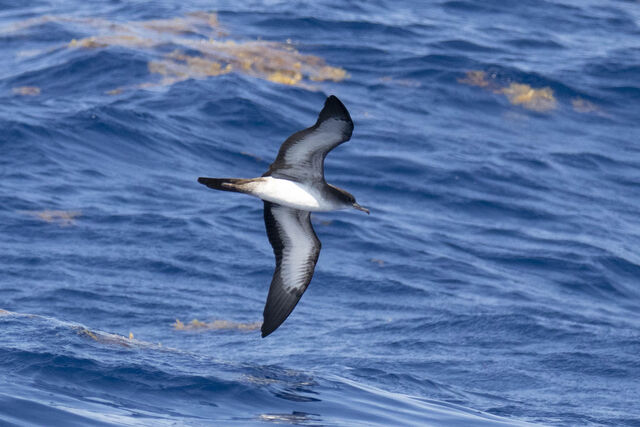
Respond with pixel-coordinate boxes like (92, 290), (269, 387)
(198, 95), (368, 337)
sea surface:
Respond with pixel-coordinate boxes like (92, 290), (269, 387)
(1, 1), (640, 426)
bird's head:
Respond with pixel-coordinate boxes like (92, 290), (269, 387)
(328, 184), (370, 214)
(345, 192), (369, 215)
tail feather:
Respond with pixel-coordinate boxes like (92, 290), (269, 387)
(198, 177), (248, 193)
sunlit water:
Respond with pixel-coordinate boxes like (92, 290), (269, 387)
(1, 1), (640, 426)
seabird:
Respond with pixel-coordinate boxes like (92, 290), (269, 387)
(198, 95), (368, 337)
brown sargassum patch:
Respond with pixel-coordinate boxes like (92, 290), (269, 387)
(5, 12), (347, 92)
(12, 86), (41, 96)
(173, 318), (261, 332)
(0, 309), (163, 349)
(459, 70), (601, 114)
(75, 326), (140, 348)
(20, 209), (81, 226)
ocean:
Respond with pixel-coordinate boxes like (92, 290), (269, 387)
(1, 0), (640, 425)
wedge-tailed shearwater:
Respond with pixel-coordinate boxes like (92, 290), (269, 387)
(198, 95), (368, 337)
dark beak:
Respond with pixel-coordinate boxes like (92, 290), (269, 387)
(352, 202), (370, 215)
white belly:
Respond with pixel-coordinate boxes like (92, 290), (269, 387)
(247, 177), (337, 211)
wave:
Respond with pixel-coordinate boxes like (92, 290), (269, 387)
(0, 309), (530, 426)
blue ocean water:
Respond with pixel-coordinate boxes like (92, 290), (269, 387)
(1, 0), (640, 425)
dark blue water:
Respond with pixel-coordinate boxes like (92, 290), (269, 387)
(1, 1), (640, 425)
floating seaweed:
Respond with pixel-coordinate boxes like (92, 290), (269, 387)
(12, 86), (41, 96)
(457, 70), (492, 88)
(571, 97), (600, 114)
(21, 210), (81, 226)
(75, 326), (143, 348)
(500, 83), (557, 112)
(0, 309), (160, 350)
(459, 70), (559, 112)
(6, 12), (347, 92)
(173, 318), (261, 331)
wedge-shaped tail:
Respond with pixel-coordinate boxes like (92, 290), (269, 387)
(198, 177), (252, 193)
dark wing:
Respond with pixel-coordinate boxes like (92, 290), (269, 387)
(263, 95), (353, 183)
(262, 201), (321, 337)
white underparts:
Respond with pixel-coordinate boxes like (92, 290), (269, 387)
(241, 177), (341, 212)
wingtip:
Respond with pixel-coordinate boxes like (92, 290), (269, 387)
(318, 94), (352, 126)
(261, 324), (274, 338)
(324, 94), (346, 111)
